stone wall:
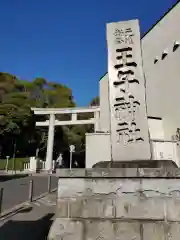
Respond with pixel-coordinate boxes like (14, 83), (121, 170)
(48, 168), (180, 239)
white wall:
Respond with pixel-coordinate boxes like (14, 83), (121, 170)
(142, 2), (180, 139)
(99, 74), (110, 132)
(147, 118), (179, 166)
(85, 133), (111, 168)
(151, 142), (179, 166)
(148, 118), (164, 140)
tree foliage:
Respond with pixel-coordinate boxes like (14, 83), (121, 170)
(0, 72), (99, 166)
(89, 96), (99, 106)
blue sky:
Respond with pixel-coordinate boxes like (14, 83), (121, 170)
(0, 0), (178, 106)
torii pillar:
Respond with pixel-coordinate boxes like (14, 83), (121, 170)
(45, 114), (55, 172)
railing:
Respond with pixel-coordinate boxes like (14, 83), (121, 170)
(24, 162), (30, 170)
(0, 174), (58, 217)
(23, 160), (46, 172)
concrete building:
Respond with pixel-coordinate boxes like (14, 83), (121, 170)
(142, 1), (180, 140)
(86, 1), (180, 168)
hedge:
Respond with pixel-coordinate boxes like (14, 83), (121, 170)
(0, 158), (29, 171)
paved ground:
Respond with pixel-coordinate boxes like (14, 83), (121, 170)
(0, 192), (57, 239)
(0, 175), (58, 213)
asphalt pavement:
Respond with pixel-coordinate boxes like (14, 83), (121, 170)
(0, 175), (58, 213)
(0, 192), (57, 239)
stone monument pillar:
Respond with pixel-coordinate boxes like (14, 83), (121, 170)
(106, 20), (151, 161)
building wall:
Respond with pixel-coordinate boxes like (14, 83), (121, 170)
(99, 74), (110, 132)
(48, 168), (180, 240)
(142, 2), (180, 139)
(148, 118), (164, 139)
(85, 132), (111, 168)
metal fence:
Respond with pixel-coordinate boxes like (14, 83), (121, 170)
(0, 175), (58, 216)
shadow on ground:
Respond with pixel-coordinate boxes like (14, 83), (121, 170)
(0, 213), (54, 240)
(16, 206), (33, 214)
(0, 174), (29, 182)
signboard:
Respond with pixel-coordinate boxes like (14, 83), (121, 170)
(69, 145), (75, 153)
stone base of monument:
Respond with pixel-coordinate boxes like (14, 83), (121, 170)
(48, 168), (180, 239)
(92, 160), (178, 168)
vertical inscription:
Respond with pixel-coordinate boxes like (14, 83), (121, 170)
(113, 28), (143, 145)
(113, 45), (144, 144)
(107, 20), (150, 161)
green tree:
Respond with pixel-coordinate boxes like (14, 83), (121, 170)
(89, 96), (99, 106)
(0, 72), (100, 168)
(0, 73), (75, 159)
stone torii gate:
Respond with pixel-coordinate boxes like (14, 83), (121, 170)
(31, 107), (100, 172)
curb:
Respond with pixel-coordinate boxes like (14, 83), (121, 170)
(0, 188), (57, 220)
(33, 188), (57, 201)
(0, 203), (26, 220)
